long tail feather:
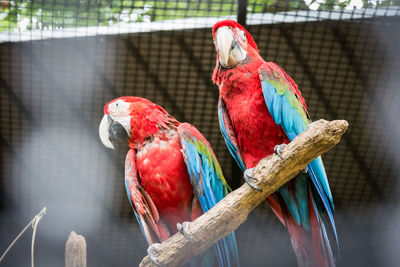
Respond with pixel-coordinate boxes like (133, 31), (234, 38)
(278, 185), (336, 267)
(309, 186), (335, 267)
(282, 201), (312, 267)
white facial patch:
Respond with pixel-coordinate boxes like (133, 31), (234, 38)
(108, 100), (131, 116)
(216, 26), (247, 68)
(234, 28), (248, 49)
(108, 100), (132, 136)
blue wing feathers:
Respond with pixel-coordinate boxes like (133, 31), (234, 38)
(272, 93), (282, 125)
(310, 157), (333, 207)
(178, 125), (240, 267)
(262, 82), (275, 113)
(218, 100), (246, 171)
(259, 65), (339, 253)
(308, 165), (338, 243)
(124, 178), (150, 245)
(282, 97), (293, 132)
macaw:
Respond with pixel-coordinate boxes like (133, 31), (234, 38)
(211, 20), (338, 267)
(99, 96), (240, 267)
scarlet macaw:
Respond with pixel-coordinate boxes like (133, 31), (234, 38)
(212, 20), (338, 267)
(99, 96), (239, 267)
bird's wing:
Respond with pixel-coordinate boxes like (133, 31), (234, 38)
(218, 97), (246, 171)
(219, 96), (287, 225)
(124, 149), (164, 245)
(178, 123), (240, 267)
(259, 61), (337, 244)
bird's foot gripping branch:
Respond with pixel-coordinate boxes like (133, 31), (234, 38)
(140, 119), (348, 267)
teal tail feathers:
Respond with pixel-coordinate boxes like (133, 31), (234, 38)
(279, 175), (337, 267)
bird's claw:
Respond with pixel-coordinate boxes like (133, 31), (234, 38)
(274, 144), (287, 159)
(274, 144), (306, 172)
(147, 243), (164, 267)
(244, 168), (262, 192)
(177, 221), (194, 242)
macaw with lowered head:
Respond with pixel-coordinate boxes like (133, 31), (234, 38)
(99, 96), (240, 267)
(211, 20), (338, 267)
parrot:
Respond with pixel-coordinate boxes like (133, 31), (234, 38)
(98, 96), (240, 267)
(211, 20), (339, 267)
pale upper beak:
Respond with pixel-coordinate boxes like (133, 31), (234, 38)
(215, 26), (246, 68)
(99, 114), (114, 149)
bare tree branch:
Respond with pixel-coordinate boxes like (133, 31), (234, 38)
(140, 119), (349, 267)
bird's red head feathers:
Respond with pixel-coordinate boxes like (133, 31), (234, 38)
(212, 20), (258, 53)
(212, 20), (261, 84)
(104, 96), (154, 115)
(100, 97), (179, 149)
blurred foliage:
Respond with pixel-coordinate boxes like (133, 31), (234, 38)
(0, 0), (399, 32)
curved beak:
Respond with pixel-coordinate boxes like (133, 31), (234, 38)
(215, 26), (246, 68)
(99, 114), (114, 149)
(99, 114), (129, 150)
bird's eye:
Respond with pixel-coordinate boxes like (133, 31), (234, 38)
(116, 103), (119, 107)
(240, 30), (246, 41)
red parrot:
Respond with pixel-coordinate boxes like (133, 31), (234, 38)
(99, 96), (240, 267)
(212, 20), (338, 267)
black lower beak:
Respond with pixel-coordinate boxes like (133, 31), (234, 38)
(108, 117), (128, 145)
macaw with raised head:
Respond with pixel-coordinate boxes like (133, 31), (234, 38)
(99, 96), (240, 267)
(211, 20), (338, 267)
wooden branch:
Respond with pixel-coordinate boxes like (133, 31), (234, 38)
(140, 119), (348, 267)
(65, 231), (87, 267)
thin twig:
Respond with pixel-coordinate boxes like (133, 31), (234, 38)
(0, 207), (47, 266)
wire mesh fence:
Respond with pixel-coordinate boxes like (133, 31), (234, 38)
(1, 1), (400, 266)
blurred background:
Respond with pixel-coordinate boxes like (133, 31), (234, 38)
(1, 0), (399, 266)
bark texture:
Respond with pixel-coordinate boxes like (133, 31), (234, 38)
(65, 231), (87, 267)
(140, 119), (348, 267)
